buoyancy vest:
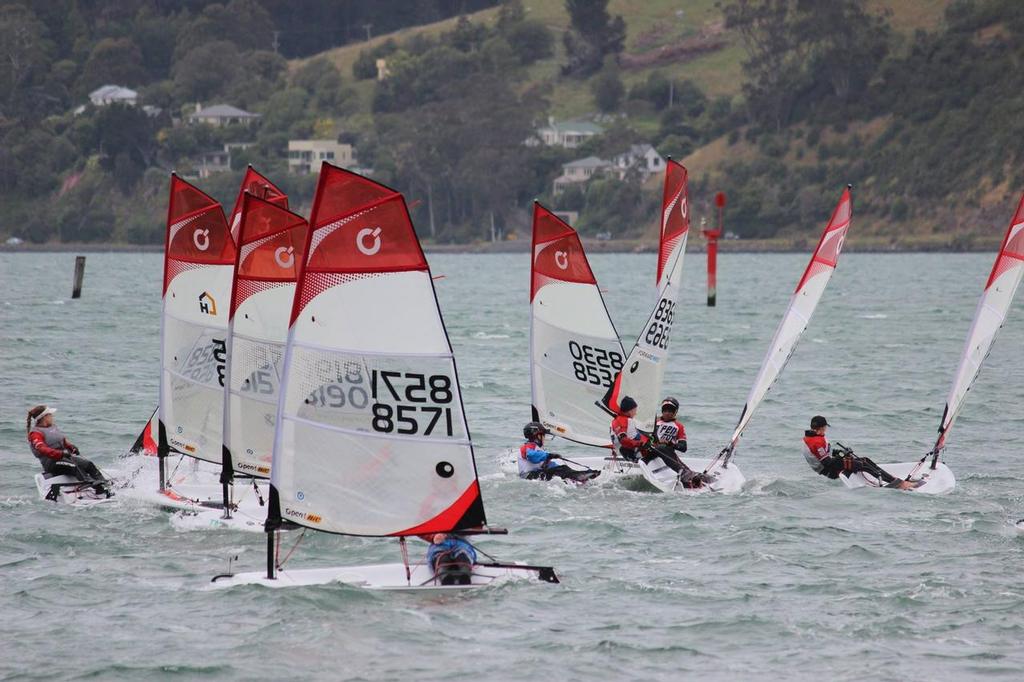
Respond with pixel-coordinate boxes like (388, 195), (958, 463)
(29, 425), (67, 462)
(610, 415), (644, 458)
(654, 419), (687, 445)
(519, 441), (547, 477)
(802, 430), (830, 474)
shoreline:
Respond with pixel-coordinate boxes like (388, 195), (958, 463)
(0, 236), (1003, 255)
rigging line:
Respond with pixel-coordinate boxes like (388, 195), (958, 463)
(277, 528), (306, 570)
(462, 538), (500, 564)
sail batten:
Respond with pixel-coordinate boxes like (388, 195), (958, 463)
(934, 194), (1024, 452)
(530, 204), (626, 447)
(728, 187), (852, 449)
(269, 163), (485, 537)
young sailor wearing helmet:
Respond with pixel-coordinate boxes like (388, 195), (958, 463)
(803, 415), (919, 490)
(609, 396), (648, 462)
(646, 397), (712, 488)
(519, 422), (599, 483)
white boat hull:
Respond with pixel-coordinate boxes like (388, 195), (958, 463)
(169, 504), (267, 532)
(119, 478), (270, 523)
(838, 461), (955, 495)
(35, 473), (115, 506)
(641, 456), (746, 494)
(497, 450), (641, 483)
(210, 561), (558, 591)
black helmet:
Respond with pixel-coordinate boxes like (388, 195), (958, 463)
(619, 396), (638, 412)
(523, 421), (550, 441)
(810, 415), (830, 429)
(660, 397), (679, 412)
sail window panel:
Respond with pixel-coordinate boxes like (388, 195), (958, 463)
(274, 418), (478, 536)
(161, 314), (227, 463)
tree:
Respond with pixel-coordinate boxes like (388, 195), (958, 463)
(591, 70), (624, 112)
(80, 38), (147, 94)
(562, 0), (626, 77)
(172, 41), (243, 102)
(0, 4), (54, 120)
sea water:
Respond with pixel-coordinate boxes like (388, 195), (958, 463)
(1, 252), (1022, 681)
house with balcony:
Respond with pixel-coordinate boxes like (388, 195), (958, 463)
(552, 156), (614, 194)
(188, 104), (261, 127)
(531, 118), (604, 149)
(196, 142), (255, 178)
(611, 144), (665, 179)
(287, 139), (357, 175)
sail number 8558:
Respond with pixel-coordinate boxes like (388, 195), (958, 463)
(568, 341), (624, 388)
(645, 299), (675, 350)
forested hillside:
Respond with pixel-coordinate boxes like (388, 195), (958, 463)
(1, 0), (1021, 248)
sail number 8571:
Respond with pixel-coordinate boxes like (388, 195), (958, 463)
(370, 370), (455, 436)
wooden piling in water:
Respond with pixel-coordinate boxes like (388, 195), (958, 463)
(72, 256), (86, 299)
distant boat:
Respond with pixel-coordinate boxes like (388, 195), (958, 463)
(844, 192), (1024, 494)
(213, 163), (558, 590)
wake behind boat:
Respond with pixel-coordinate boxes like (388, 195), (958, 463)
(213, 163), (558, 590)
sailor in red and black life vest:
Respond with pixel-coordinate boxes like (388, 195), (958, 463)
(520, 422), (599, 483)
(646, 397), (713, 488)
(26, 405), (111, 495)
(803, 415), (919, 490)
(610, 396), (649, 462)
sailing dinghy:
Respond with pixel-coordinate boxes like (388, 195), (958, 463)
(842, 193), (1024, 494)
(520, 203), (633, 479)
(213, 163), (558, 589)
(172, 193), (310, 532)
(123, 170), (287, 514)
(698, 186), (855, 492)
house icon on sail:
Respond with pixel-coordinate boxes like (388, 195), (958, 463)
(198, 291), (217, 315)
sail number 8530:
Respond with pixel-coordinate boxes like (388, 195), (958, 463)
(568, 341), (624, 388)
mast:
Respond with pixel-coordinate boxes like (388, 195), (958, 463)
(716, 186), (852, 468)
(601, 161), (689, 431)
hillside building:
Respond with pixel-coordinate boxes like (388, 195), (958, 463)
(287, 139), (358, 175)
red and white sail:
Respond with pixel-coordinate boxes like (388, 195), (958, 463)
(934, 192), (1024, 452)
(728, 187), (852, 449)
(601, 162), (689, 431)
(530, 204), (625, 446)
(229, 166), (288, 243)
(269, 163), (485, 537)
(222, 193), (309, 479)
(159, 175), (236, 464)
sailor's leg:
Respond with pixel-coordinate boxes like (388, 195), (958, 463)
(70, 456), (104, 481)
(851, 457), (898, 484)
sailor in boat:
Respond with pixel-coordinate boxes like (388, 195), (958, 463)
(26, 405), (112, 497)
(644, 397), (713, 488)
(610, 396), (648, 462)
(426, 533), (477, 586)
(519, 422), (599, 483)
(802, 416), (919, 490)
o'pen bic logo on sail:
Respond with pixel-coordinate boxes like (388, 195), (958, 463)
(193, 227), (210, 251)
(554, 250), (569, 270)
(274, 245), (295, 269)
(357, 227), (383, 256)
